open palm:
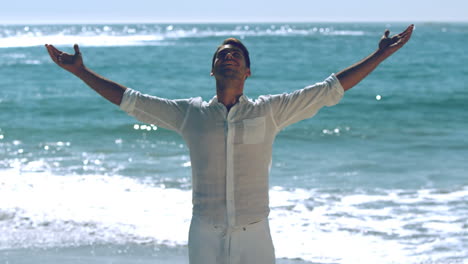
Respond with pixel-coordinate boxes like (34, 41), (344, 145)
(45, 44), (84, 74)
(378, 24), (414, 55)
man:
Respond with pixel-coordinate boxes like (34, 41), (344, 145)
(45, 24), (413, 264)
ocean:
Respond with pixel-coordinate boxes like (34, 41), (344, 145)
(0, 22), (467, 264)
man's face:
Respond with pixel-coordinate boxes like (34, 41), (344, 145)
(211, 44), (251, 80)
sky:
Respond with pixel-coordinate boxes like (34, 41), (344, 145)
(1, 0), (467, 24)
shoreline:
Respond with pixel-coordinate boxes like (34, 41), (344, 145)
(0, 246), (314, 264)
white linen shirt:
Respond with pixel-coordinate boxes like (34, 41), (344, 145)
(120, 74), (344, 227)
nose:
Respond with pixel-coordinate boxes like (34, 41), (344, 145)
(225, 52), (234, 59)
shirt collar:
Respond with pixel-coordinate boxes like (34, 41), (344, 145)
(209, 94), (249, 106)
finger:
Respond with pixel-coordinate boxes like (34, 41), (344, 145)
(384, 29), (390, 38)
(400, 32), (412, 44)
(49, 45), (65, 61)
(46, 44), (67, 64)
(405, 25), (414, 37)
(46, 45), (60, 63)
(399, 24), (414, 37)
(47, 44), (62, 56)
(73, 44), (80, 55)
(391, 32), (411, 47)
(391, 38), (406, 47)
(398, 31), (409, 38)
(399, 27), (412, 37)
(398, 31), (411, 40)
(398, 27), (414, 41)
(45, 44), (56, 56)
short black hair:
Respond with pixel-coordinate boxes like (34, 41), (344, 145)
(212, 38), (251, 69)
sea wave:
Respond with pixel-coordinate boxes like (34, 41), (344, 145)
(0, 24), (366, 48)
(0, 169), (466, 263)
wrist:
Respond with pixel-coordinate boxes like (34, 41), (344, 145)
(376, 47), (394, 59)
(372, 48), (392, 64)
(72, 65), (88, 78)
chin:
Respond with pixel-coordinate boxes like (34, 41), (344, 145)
(219, 70), (238, 77)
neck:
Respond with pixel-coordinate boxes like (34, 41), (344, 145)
(215, 78), (245, 110)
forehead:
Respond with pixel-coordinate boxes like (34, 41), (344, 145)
(217, 44), (243, 54)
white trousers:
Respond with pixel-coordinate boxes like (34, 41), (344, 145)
(188, 216), (275, 264)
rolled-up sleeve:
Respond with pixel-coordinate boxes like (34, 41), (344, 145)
(120, 88), (191, 133)
(268, 74), (344, 130)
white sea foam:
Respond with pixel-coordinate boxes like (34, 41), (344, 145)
(0, 25), (367, 48)
(0, 34), (165, 48)
(0, 170), (192, 249)
(269, 187), (468, 263)
(0, 170), (466, 263)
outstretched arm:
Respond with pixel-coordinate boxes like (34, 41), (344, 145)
(336, 24), (414, 91)
(45, 44), (126, 105)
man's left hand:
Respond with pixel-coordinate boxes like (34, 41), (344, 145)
(378, 24), (414, 56)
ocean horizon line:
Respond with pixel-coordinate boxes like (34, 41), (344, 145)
(1, 19), (466, 26)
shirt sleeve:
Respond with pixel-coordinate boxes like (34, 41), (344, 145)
(119, 88), (191, 133)
(267, 74), (344, 130)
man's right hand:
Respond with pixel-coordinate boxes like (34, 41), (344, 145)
(45, 44), (84, 75)
(45, 43), (126, 105)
